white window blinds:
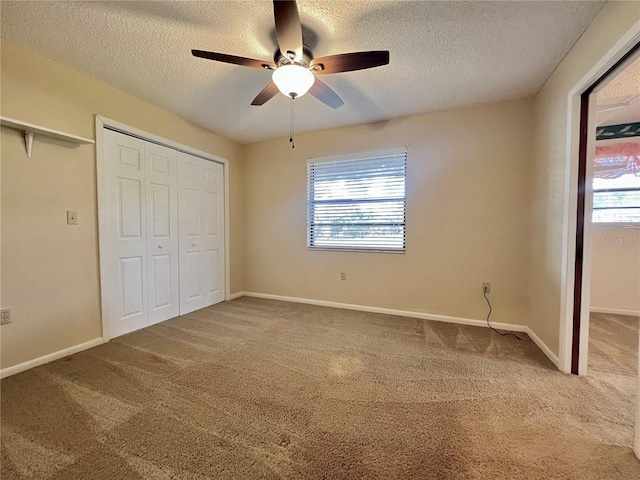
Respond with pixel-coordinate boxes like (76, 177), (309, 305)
(307, 149), (407, 252)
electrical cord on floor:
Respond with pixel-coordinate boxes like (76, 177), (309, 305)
(484, 287), (522, 340)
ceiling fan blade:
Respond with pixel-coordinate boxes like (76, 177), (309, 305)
(251, 82), (280, 106)
(311, 51), (390, 75)
(192, 50), (275, 70)
(273, 0), (303, 60)
(309, 79), (344, 109)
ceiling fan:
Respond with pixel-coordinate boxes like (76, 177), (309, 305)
(191, 0), (390, 109)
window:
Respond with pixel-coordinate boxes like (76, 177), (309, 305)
(592, 142), (640, 224)
(307, 149), (407, 252)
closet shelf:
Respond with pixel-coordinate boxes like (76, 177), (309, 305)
(0, 116), (95, 158)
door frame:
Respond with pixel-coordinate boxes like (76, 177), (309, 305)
(95, 115), (231, 341)
(559, 22), (640, 375)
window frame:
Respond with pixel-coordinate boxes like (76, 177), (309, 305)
(306, 148), (407, 253)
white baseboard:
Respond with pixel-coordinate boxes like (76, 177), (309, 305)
(242, 291), (560, 368)
(243, 291), (528, 331)
(590, 306), (640, 317)
(0, 337), (105, 379)
(524, 326), (560, 368)
(227, 291), (245, 301)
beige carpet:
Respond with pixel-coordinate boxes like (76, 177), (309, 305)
(589, 312), (638, 377)
(1, 298), (639, 479)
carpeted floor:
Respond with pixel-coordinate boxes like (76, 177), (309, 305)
(589, 312), (638, 377)
(1, 298), (639, 479)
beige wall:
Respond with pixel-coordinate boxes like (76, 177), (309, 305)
(0, 38), (244, 369)
(529, 2), (640, 356)
(243, 99), (534, 324)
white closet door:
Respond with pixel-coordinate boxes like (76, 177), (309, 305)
(178, 153), (206, 314)
(145, 143), (179, 325)
(104, 130), (148, 337)
(177, 153), (225, 314)
(202, 160), (225, 306)
(101, 126), (226, 338)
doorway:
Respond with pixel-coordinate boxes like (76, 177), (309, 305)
(588, 52), (640, 378)
(585, 53), (640, 452)
(567, 32), (640, 458)
(570, 42), (640, 375)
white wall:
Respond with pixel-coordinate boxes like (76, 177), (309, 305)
(590, 228), (640, 315)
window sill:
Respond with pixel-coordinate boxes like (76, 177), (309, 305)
(307, 246), (405, 254)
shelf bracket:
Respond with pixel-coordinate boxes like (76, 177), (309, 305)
(24, 131), (34, 158)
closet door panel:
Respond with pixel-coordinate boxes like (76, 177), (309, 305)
(150, 184), (170, 236)
(187, 251), (203, 298)
(203, 161), (225, 305)
(186, 189), (202, 235)
(206, 249), (219, 295)
(120, 257), (144, 318)
(146, 142), (179, 325)
(104, 130), (148, 338)
(151, 254), (172, 306)
(178, 153), (206, 314)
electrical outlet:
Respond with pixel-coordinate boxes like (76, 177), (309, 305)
(340, 272), (347, 281)
(67, 210), (78, 225)
(1, 308), (12, 325)
(483, 282), (491, 294)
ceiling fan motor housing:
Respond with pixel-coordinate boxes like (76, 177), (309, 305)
(274, 46), (315, 68)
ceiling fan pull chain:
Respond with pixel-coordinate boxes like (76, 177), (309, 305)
(290, 97), (295, 149)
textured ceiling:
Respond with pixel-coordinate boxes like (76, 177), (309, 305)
(596, 53), (640, 126)
(1, 1), (605, 144)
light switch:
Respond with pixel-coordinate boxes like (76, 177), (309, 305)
(67, 210), (78, 225)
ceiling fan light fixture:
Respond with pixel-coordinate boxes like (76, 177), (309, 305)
(272, 64), (315, 98)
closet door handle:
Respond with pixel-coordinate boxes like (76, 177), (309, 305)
(158, 245), (163, 249)
(192, 243), (196, 247)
